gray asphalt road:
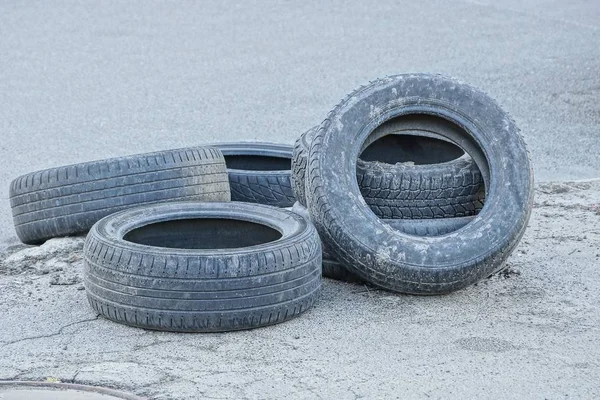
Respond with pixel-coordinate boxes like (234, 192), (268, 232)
(1, 182), (599, 399)
(1, 0), (599, 247)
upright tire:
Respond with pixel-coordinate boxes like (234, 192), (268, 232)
(83, 202), (322, 332)
(10, 147), (230, 244)
(306, 74), (533, 294)
(215, 142), (295, 207)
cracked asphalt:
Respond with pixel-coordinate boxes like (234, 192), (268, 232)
(1, 1), (599, 398)
(1, 182), (600, 399)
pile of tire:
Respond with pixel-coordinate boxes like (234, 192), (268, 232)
(8, 74), (533, 332)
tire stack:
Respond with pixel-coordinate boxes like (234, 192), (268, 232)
(10, 146), (320, 332)
(8, 74), (533, 332)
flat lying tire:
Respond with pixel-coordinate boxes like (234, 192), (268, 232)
(83, 202), (322, 332)
(10, 147), (230, 244)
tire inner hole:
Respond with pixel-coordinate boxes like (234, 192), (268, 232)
(124, 218), (283, 249)
(360, 134), (464, 165)
(224, 155), (291, 171)
(354, 115), (486, 232)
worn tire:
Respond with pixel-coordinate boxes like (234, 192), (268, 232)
(292, 124), (484, 217)
(10, 147), (230, 244)
(291, 202), (473, 282)
(291, 127), (317, 207)
(215, 142), (295, 207)
(306, 74), (533, 294)
(83, 202), (322, 332)
(358, 117), (485, 219)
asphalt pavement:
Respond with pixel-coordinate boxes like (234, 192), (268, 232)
(1, 0), (599, 246)
(1, 181), (599, 399)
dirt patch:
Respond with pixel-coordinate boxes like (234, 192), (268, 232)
(0, 237), (85, 288)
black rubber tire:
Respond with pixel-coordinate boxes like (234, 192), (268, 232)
(306, 74), (533, 294)
(83, 201), (322, 332)
(291, 127), (317, 207)
(292, 124), (484, 217)
(291, 202), (473, 282)
(358, 117), (485, 219)
(10, 147), (230, 245)
(215, 142), (295, 207)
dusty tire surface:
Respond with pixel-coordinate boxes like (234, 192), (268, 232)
(215, 142), (295, 207)
(291, 127), (317, 207)
(10, 147), (230, 244)
(306, 74), (533, 294)
(83, 202), (322, 332)
(291, 202), (473, 282)
(292, 123), (484, 217)
(322, 216), (475, 282)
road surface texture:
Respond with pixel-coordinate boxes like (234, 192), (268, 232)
(1, 0), (599, 247)
(0, 1), (599, 399)
(1, 181), (599, 398)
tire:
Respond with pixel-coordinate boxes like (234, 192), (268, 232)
(291, 202), (473, 282)
(292, 124), (484, 217)
(215, 142), (295, 207)
(83, 201), (322, 332)
(306, 74), (533, 294)
(358, 118), (485, 219)
(291, 127), (317, 207)
(10, 147), (230, 244)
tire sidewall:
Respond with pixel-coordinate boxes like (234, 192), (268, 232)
(307, 74), (534, 292)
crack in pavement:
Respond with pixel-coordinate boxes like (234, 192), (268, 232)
(1, 315), (100, 347)
(132, 340), (175, 351)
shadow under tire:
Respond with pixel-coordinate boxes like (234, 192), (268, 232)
(83, 201), (322, 332)
(306, 74), (534, 294)
(10, 147), (230, 244)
